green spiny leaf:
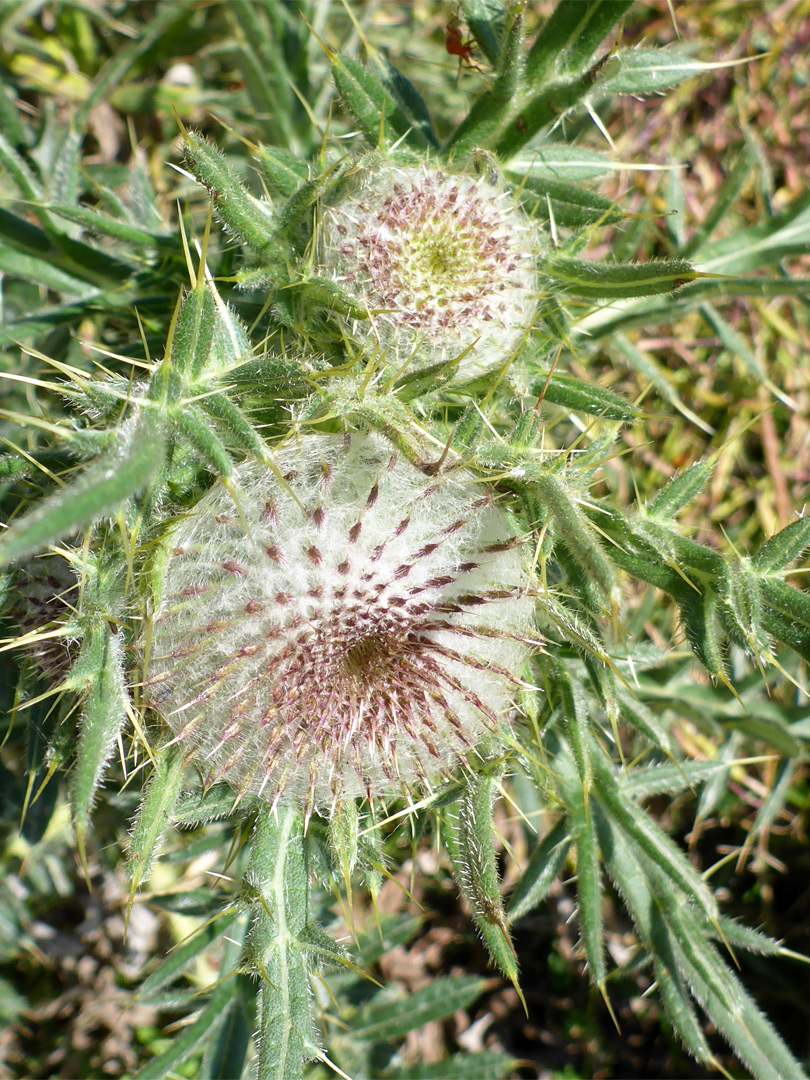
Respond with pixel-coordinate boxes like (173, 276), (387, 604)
(753, 516), (810, 572)
(182, 131), (279, 258)
(373, 55), (439, 148)
(171, 283), (216, 380)
(553, 661), (592, 792)
(70, 624), (128, 860)
(589, 739), (719, 923)
(138, 908), (241, 1001)
(176, 404), (236, 477)
(132, 979), (239, 1080)
(603, 48), (738, 96)
(558, 0), (634, 75)
(350, 976), (487, 1042)
(45, 201), (172, 246)
(515, 173), (622, 227)
(245, 808), (320, 1080)
(332, 55), (414, 149)
(677, 585), (728, 680)
(532, 472), (620, 615)
(460, 0), (506, 67)
(506, 817), (570, 922)
(649, 903), (715, 1063)
(533, 370), (639, 421)
(442, 767), (522, 997)
(495, 64), (613, 160)
(128, 747), (186, 898)
(255, 146), (309, 198)
(648, 460), (714, 519)
(620, 759), (740, 801)
(508, 142), (616, 181)
(719, 564), (769, 658)
(385, 1050), (517, 1080)
(199, 991), (251, 1080)
(616, 690), (675, 755)
(444, 4), (524, 157)
(172, 784), (247, 826)
(759, 576), (810, 658)
(0, 410), (166, 567)
(542, 254), (696, 298)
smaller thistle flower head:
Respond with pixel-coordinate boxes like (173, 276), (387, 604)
(322, 162), (537, 380)
(147, 433), (534, 814)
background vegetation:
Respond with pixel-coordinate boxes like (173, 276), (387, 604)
(1, 1), (809, 1077)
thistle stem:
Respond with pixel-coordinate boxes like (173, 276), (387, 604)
(245, 806), (319, 1080)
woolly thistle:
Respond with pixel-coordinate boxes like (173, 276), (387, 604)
(146, 432), (535, 813)
(320, 162), (538, 379)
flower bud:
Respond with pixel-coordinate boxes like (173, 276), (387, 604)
(148, 433), (534, 813)
(321, 163), (537, 380)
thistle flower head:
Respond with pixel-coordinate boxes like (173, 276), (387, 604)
(148, 433), (534, 813)
(322, 163), (537, 380)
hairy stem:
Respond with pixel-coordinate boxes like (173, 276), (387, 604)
(245, 806), (319, 1080)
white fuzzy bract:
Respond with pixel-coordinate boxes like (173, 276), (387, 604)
(148, 433), (534, 812)
(321, 164), (537, 380)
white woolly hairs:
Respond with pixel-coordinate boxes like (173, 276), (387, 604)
(321, 163), (538, 379)
(147, 432), (535, 813)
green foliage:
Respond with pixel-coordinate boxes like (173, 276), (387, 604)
(1, 2), (809, 1079)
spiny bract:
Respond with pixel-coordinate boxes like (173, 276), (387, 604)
(147, 432), (535, 813)
(321, 162), (538, 379)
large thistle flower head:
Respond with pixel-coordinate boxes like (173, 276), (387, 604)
(321, 161), (538, 380)
(147, 433), (534, 814)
